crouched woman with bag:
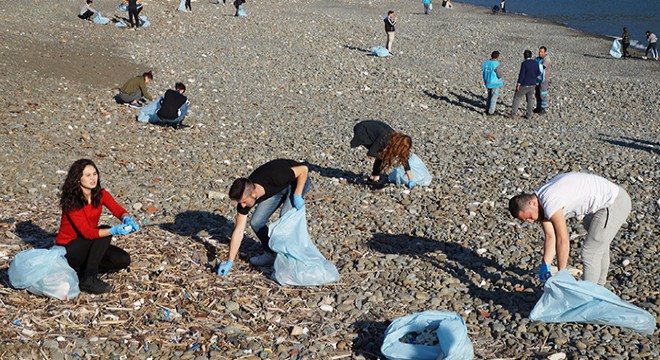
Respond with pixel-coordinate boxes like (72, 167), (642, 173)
(56, 159), (139, 294)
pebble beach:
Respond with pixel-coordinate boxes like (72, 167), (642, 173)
(0, 0), (659, 359)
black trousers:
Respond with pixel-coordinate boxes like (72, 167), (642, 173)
(78, 10), (95, 20)
(185, 0), (191, 11)
(128, 7), (140, 28)
(64, 229), (131, 279)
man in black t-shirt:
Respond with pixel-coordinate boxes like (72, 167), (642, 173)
(156, 82), (188, 126)
(217, 159), (312, 277)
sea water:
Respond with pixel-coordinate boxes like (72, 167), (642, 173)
(458, 0), (659, 49)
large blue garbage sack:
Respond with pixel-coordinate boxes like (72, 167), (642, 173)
(8, 246), (80, 300)
(268, 207), (340, 286)
(371, 46), (390, 57)
(178, 0), (187, 12)
(530, 270), (656, 335)
(610, 39), (622, 59)
(236, 4), (247, 17)
(381, 310), (474, 360)
(388, 153), (433, 186)
(93, 11), (111, 25)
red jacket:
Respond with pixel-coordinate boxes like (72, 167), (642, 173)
(55, 190), (127, 245)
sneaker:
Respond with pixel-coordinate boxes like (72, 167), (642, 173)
(138, 97), (147, 103)
(249, 253), (276, 266)
(79, 276), (113, 294)
(642, 56), (648, 60)
(127, 102), (142, 109)
(365, 178), (386, 190)
(533, 108), (546, 114)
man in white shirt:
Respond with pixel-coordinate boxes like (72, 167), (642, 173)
(508, 172), (631, 285)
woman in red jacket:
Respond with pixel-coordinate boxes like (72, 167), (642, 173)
(56, 159), (139, 294)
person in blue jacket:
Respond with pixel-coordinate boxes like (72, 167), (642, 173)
(534, 46), (551, 114)
(423, 0), (432, 15)
(510, 49), (541, 119)
(482, 51), (504, 115)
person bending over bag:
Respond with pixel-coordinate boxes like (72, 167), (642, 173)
(55, 159), (139, 294)
(350, 120), (415, 189)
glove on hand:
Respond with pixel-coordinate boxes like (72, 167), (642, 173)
(110, 224), (132, 236)
(539, 263), (552, 282)
(407, 180), (416, 189)
(293, 194), (304, 210)
(217, 261), (234, 277)
(122, 216), (140, 232)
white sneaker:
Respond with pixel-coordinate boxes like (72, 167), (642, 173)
(249, 253), (276, 266)
(642, 56), (648, 60)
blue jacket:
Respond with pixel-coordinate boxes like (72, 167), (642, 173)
(517, 58), (541, 86)
(482, 59), (503, 89)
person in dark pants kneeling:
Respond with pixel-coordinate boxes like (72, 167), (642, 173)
(157, 82), (188, 127)
(78, 0), (97, 21)
(55, 159), (139, 294)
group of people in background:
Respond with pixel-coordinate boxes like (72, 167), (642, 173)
(481, 47), (550, 118)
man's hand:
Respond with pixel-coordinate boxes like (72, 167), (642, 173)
(293, 194), (304, 210)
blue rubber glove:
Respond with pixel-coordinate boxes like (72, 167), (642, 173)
(408, 180), (416, 189)
(539, 263), (552, 282)
(293, 194), (304, 210)
(122, 216), (140, 232)
(217, 260), (234, 277)
(110, 224), (132, 236)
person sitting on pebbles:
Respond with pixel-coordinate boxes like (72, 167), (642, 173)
(55, 159), (139, 294)
(217, 159), (312, 277)
(117, 71), (154, 108)
(350, 120), (414, 189)
(508, 172), (631, 286)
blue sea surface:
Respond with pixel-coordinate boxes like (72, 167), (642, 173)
(458, 0), (659, 49)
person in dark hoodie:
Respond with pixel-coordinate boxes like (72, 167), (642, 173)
(155, 82), (188, 126)
(384, 11), (397, 52)
(510, 49), (541, 119)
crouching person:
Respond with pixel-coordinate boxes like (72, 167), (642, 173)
(137, 82), (189, 128)
(56, 159), (139, 294)
(217, 159), (312, 277)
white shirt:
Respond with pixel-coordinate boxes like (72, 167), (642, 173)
(535, 172), (619, 220)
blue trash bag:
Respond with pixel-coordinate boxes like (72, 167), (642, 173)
(115, 19), (128, 27)
(381, 310), (474, 360)
(610, 39), (622, 59)
(93, 11), (111, 25)
(237, 4), (247, 17)
(178, 0), (187, 12)
(139, 15), (151, 28)
(371, 46), (391, 57)
(268, 207), (340, 286)
(8, 246), (80, 300)
(118, 2), (128, 11)
(388, 153), (433, 187)
(530, 270), (656, 335)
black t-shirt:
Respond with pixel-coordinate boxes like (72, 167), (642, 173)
(236, 159), (302, 215)
(157, 89), (187, 120)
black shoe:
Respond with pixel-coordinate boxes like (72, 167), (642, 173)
(79, 276), (113, 294)
(533, 108), (546, 114)
(365, 178), (386, 190)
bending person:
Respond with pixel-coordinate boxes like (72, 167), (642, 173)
(55, 159), (139, 294)
(117, 71), (154, 108)
(78, 0), (97, 21)
(508, 172), (631, 285)
(217, 159), (311, 277)
(350, 120), (414, 189)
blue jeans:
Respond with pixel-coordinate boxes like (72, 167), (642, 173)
(249, 177), (312, 253)
(486, 88), (500, 115)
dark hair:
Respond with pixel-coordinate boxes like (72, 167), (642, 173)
(143, 71), (154, 80)
(491, 51), (500, 59)
(388, 10), (395, 15)
(623, 27), (628, 33)
(229, 178), (253, 201)
(60, 159), (102, 213)
(175, 82), (186, 92)
(539, 46), (547, 52)
(646, 30), (651, 35)
(508, 193), (535, 218)
(523, 49), (532, 59)
(87, 0), (93, 3)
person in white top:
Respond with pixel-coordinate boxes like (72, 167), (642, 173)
(508, 172), (631, 285)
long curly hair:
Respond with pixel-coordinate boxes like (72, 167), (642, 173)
(378, 132), (412, 171)
(60, 159), (102, 213)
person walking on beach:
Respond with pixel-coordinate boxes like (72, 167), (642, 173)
(234, 0), (246, 16)
(117, 71), (154, 108)
(500, 0), (505, 13)
(216, 159), (312, 277)
(620, 27), (631, 59)
(423, 0), (432, 15)
(56, 159), (139, 294)
(78, 0), (97, 21)
(350, 120), (415, 189)
(510, 50), (540, 119)
(482, 51), (504, 115)
(384, 11), (397, 52)
(643, 31), (658, 60)
(508, 172), (631, 285)
(534, 46), (550, 114)
(127, 0), (142, 29)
